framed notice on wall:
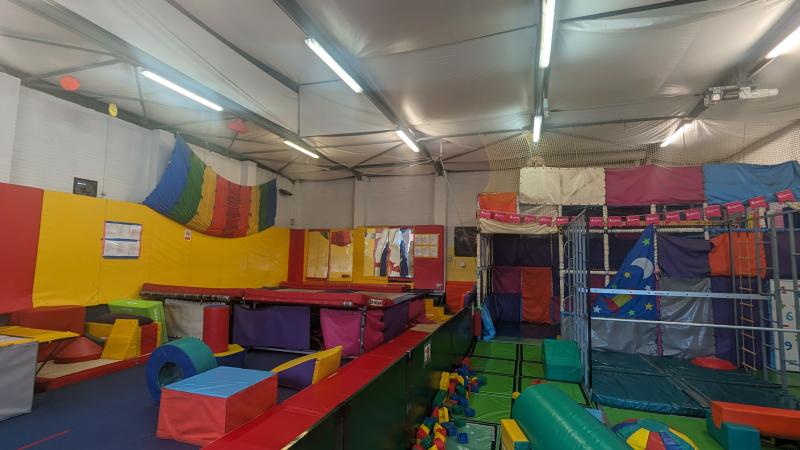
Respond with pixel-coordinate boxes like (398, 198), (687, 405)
(103, 221), (142, 259)
(413, 233), (439, 258)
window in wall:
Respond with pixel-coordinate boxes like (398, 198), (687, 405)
(387, 227), (414, 278)
(363, 227), (389, 277)
(328, 229), (353, 281)
(306, 230), (330, 279)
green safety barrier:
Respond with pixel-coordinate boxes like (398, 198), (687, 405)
(512, 384), (628, 450)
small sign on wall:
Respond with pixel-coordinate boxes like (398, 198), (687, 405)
(424, 340), (431, 367)
(103, 221), (142, 259)
(184, 229), (192, 241)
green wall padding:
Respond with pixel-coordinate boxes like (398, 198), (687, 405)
(512, 384), (628, 450)
(521, 344), (542, 362)
(469, 393), (512, 424)
(473, 341), (517, 360)
(471, 357), (515, 375)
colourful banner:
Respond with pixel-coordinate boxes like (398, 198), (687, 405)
(143, 137), (277, 238)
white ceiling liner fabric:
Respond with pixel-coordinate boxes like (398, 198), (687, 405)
(0, 36), (111, 78)
(55, 0), (300, 132)
(316, 142), (402, 166)
(171, 0), (334, 85)
(519, 167), (605, 205)
(549, 0), (791, 124)
(0, 1), (108, 52)
(362, 27), (534, 134)
(299, 81), (394, 136)
(296, 0), (537, 58)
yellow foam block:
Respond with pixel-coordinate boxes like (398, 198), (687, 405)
(214, 343), (245, 357)
(424, 298), (439, 316)
(101, 319), (140, 360)
(271, 346), (342, 384)
(500, 419), (530, 450)
(439, 372), (451, 390)
(85, 322), (114, 339)
(0, 326), (77, 343)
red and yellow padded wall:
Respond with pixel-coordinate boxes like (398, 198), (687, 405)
(0, 182), (289, 314)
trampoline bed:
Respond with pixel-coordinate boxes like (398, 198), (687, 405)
(591, 351), (800, 417)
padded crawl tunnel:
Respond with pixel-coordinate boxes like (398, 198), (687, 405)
(512, 384), (628, 450)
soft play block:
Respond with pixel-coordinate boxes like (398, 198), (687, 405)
(214, 344), (246, 368)
(271, 346), (342, 389)
(705, 411), (760, 450)
(108, 299), (167, 344)
(140, 322), (159, 355)
(0, 339), (37, 421)
(101, 319), (140, 360)
(500, 419), (531, 450)
(157, 366), (277, 446)
(711, 400), (800, 441)
(542, 339), (582, 383)
(11, 305), (85, 334)
(85, 322), (114, 340)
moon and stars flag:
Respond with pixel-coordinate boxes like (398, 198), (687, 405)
(592, 225), (657, 319)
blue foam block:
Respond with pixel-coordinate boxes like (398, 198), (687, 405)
(457, 433), (469, 444)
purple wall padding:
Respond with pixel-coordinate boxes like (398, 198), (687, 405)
(657, 234), (710, 278)
(609, 234), (639, 270)
(492, 235), (555, 267)
(277, 359), (316, 390)
(320, 309), (384, 356)
(765, 231), (800, 278)
(382, 302), (409, 341)
(711, 277), (766, 367)
(492, 266), (521, 294)
(494, 294), (521, 322)
(233, 305), (310, 350)
(605, 165), (705, 206)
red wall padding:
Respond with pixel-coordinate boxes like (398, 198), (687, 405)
(0, 183), (43, 313)
(413, 225), (445, 290)
(521, 267), (554, 324)
(287, 229), (305, 282)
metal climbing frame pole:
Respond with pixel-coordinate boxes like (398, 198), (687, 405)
(789, 212), (800, 373)
(769, 214), (788, 389)
(562, 211), (590, 392)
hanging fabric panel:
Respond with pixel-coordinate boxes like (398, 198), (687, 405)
(709, 232), (766, 277)
(521, 267), (554, 324)
(143, 136), (277, 237)
(657, 234), (710, 278)
(703, 161), (800, 204)
(659, 277), (714, 359)
(604, 165), (705, 206)
(519, 167), (605, 205)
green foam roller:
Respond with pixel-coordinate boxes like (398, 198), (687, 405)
(145, 337), (217, 401)
(512, 384), (628, 450)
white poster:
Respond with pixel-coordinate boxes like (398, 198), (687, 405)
(103, 221), (142, 259)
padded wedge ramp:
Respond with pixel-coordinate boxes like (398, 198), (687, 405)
(100, 319), (140, 360)
(108, 299), (167, 344)
(543, 339), (582, 382)
(712, 401), (800, 440)
(270, 346), (342, 390)
(512, 384), (629, 450)
(473, 341), (517, 360)
(470, 357), (515, 375)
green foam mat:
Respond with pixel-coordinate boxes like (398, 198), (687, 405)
(467, 393), (512, 424)
(470, 357), (515, 376)
(474, 373), (513, 397)
(521, 344), (542, 362)
(521, 378), (587, 405)
(521, 361), (544, 378)
(445, 422), (497, 450)
(472, 341), (517, 360)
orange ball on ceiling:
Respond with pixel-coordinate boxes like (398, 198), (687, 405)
(59, 75), (80, 92)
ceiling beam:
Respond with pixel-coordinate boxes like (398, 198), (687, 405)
(24, 58), (121, 81)
(561, 0), (708, 22)
(11, 0), (360, 180)
(273, 0), (444, 176)
(164, 0), (299, 93)
(0, 31), (116, 56)
(0, 63), (295, 183)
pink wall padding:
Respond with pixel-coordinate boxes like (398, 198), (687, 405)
(492, 266), (521, 294)
(605, 165), (705, 206)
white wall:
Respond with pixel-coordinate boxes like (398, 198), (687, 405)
(1, 77), (294, 227)
(293, 178), (355, 229)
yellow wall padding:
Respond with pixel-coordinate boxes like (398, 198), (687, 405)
(328, 229), (353, 281)
(100, 319), (140, 360)
(305, 230), (329, 279)
(271, 345), (342, 384)
(85, 322), (114, 339)
(447, 246), (477, 282)
(32, 191), (289, 307)
(500, 419), (530, 450)
(354, 227), (388, 284)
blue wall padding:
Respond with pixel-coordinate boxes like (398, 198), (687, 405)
(703, 161), (800, 204)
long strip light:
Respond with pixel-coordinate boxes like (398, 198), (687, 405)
(532, 115), (543, 142)
(305, 38), (363, 93)
(767, 25), (800, 59)
(140, 70), (223, 112)
(660, 122), (692, 147)
(539, 0), (557, 68)
(284, 140), (319, 159)
(395, 129), (420, 152)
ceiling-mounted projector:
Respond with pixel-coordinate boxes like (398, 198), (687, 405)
(704, 85), (779, 106)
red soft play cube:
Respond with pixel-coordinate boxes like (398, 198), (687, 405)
(157, 367), (277, 446)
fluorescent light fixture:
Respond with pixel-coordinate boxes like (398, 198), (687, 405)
(395, 129), (420, 152)
(532, 115), (543, 142)
(140, 70), (223, 112)
(660, 122), (692, 147)
(539, 0), (557, 68)
(284, 140), (319, 159)
(305, 38), (363, 93)
(767, 25), (800, 59)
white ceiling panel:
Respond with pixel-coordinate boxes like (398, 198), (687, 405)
(299, 80), (394, 136)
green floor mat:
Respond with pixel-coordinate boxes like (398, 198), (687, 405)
(470, 357), (516, 375)
(475, 373), (514, 397)
(520, 378), (587, 405)
(467, 393), (512, 424)
(520, 361), (544, 378)
(602, 407), (722, 450)
(521, 344), (542, 362)
(472, 341), (517, 360)
(445, 422), (497, 450)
